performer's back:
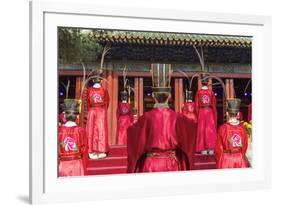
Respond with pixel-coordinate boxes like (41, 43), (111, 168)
(143, 107), (178, 150)
(127, 63), (195, 173)
(127, 107), (183, 173)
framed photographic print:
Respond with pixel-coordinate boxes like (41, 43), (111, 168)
(30, 0), (272, 204)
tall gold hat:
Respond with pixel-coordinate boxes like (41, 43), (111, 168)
(227, 98), (241, 115)
(150, 63), (172, 93)
(61, 99), (81, 114)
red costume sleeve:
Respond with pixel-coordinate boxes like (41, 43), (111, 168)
(130, 110), (134, 123)
(78, 127), (87, 174)
(116, 103), (120, 119)
(127, 114), (148, 173)
(215, 125), (225, 163)
(78, 127), (86, 153)
(211, 91), (217, 127)
(176, 114), (197, 170)
(104, 89), (110, 109)
(195, 92), (199, 116)
(241, 125), (248, 156)
(86, 88), (91, 111)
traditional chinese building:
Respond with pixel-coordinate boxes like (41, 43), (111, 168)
(59, 30), (251, 174)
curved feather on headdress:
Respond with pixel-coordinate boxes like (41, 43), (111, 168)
(100, 42), (111, 71)
(244, 79), (252, 94)
(178, 71), (200, 91)
(79, 43), (111, 99)
(79, 64), (108, 100)
(193, 45), (205, 72)
(122, 65), (129, 91)
(178, 70), (190, 90)
(126, 85), (135, 104)
(61, 80), (70, 99)
(201, 75), (227, 98)
(189, 73), (200, 91)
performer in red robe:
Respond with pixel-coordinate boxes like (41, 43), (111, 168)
(195, 76), (217, 155)
(58, 99), (86, 176)
(182, 90), (197, 123)
(86, 77), (109, 159)
(127, 64), (197, 173)
(215, 99), (249, 169)
(116, 91), (132, 145)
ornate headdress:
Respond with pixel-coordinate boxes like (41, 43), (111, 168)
(120, 66), (130, 101)
(61, 99), (81, 114)
(92, 43), (111, 83)
(179, 71), (200, 102)
(79, 43), (111, 99)
(227, 98), (241, 115)
(150, 63), (172, 93)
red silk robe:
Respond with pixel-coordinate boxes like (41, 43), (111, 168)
(116, 102), (132, 145)
(215, 123), (249, 169)
(127, 107), (197, 173)
(248, 103), (252, 122)
(182, 101), (197, 123)
(59, 112), (67, 125)
(86, 86), (110, 154)
(195, 88), (217, 152)
(58, 125), (86, 176)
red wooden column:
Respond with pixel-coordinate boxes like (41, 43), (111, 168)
(174, 78), (183, 113)
(134, 78), (139, 115)
(75, 77), (83, 126)
(198, 76), (202, 90)
(224, 79), (230, 122)
(133, 77), (144, 117)
(138, 78), (144, 116)
(75, 77), (82, 99)
(229, 79), (235, 98)
(104, 70), (118, 145)
(111, 72), (118, 145)
(174, 79), (179, 112)
(208, 78), (212, 91)
(105, 70), (114, 145)
(225, 79), (230, 99)
(179, 78), (184, 113)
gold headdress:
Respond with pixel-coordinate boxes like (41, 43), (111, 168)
(150, 63), (172, 93)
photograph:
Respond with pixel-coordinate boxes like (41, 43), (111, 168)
(57, 28), (252, 177)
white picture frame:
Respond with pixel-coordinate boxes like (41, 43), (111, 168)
(30, 0), (272, 204)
